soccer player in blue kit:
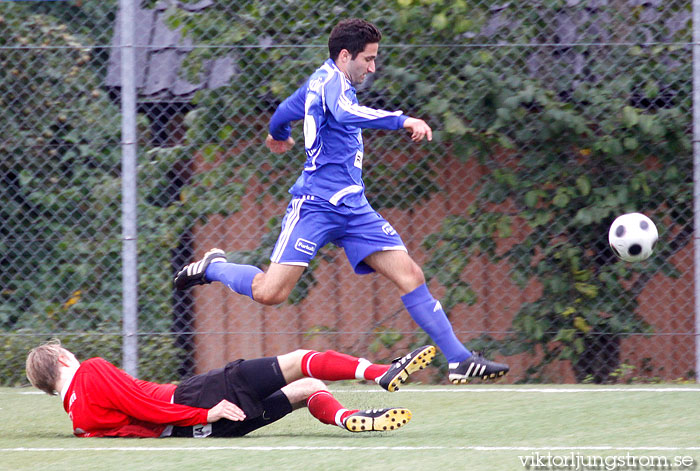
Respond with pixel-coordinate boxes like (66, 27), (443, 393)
(175, 18), (509, 383)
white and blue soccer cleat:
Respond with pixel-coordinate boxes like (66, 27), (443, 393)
(173, 248), (227, 290)
(449, 353), (509, 383)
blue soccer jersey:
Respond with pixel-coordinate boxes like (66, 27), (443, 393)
(268, 58), (408, 208)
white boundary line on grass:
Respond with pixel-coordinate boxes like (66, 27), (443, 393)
(2, 446), (700, 452)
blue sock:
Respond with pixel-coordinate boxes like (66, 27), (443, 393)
(205, 262), (262, 300)
(401, 284), (471, 363)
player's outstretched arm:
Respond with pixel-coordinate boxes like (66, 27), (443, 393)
(207, 399), (246, 423)
(266, 134), (295, 154)
(403, 117), (433, 142)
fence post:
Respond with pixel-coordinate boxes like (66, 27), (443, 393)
(120, 0), (138, 377)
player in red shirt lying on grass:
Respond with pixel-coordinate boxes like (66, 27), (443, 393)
(25, 340), (435, 438)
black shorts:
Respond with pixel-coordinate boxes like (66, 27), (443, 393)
(170, 357), (292, 437)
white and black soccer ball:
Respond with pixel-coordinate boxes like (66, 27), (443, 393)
(608, 213), (658, 262)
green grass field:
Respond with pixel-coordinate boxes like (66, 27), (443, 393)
(1, 385), (698, 471)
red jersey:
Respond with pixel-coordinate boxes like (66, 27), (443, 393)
(62, 357), (209, 437)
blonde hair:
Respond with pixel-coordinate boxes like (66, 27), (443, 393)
(26, 339), (64, 395)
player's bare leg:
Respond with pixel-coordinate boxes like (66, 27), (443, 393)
(250, 262), (305, 305)
(279, 377), (328, 410)
(363, 250), (424, 295)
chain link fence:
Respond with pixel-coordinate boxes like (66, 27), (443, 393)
(1, 0), (695, 386)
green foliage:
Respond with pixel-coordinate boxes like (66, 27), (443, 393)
(11, 0), (118, 51)
(2, 330), (182, 386)
(412, 2), (691, 381)
(582, 360), (695, 384)
(0, 4), (184, 384)
(368, 327), (404, 354)
(1, 7), (122, 333)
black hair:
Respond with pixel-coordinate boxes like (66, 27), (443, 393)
(328, 18), (382, 61)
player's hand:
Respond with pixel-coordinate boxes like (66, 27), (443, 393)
(207, 399), (246, 423)
(266, 134), (295, 153)
(403, 118), (433, 142)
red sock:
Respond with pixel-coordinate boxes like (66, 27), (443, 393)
(301, 350), (390, 381)
(364, 363), (390, 381)
(307, 390), (357, 427)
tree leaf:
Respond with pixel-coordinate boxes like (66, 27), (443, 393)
(573, 316), (592, 333)
(574, 282), (598, 298)
(622, 106), (639, 127)
(552, 192), (570, 208)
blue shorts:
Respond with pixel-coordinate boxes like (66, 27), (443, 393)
(270, 195), (406, 274)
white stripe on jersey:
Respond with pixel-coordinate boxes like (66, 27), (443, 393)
(337, 77), (402, 120)
(304, 67), (335, 171)
(381, 245), (407, 252)
(329, 185), (363, 205)
(271, 196), (308, 263)
(304, 143), (323, 172)
(338, 93), (402, 120)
